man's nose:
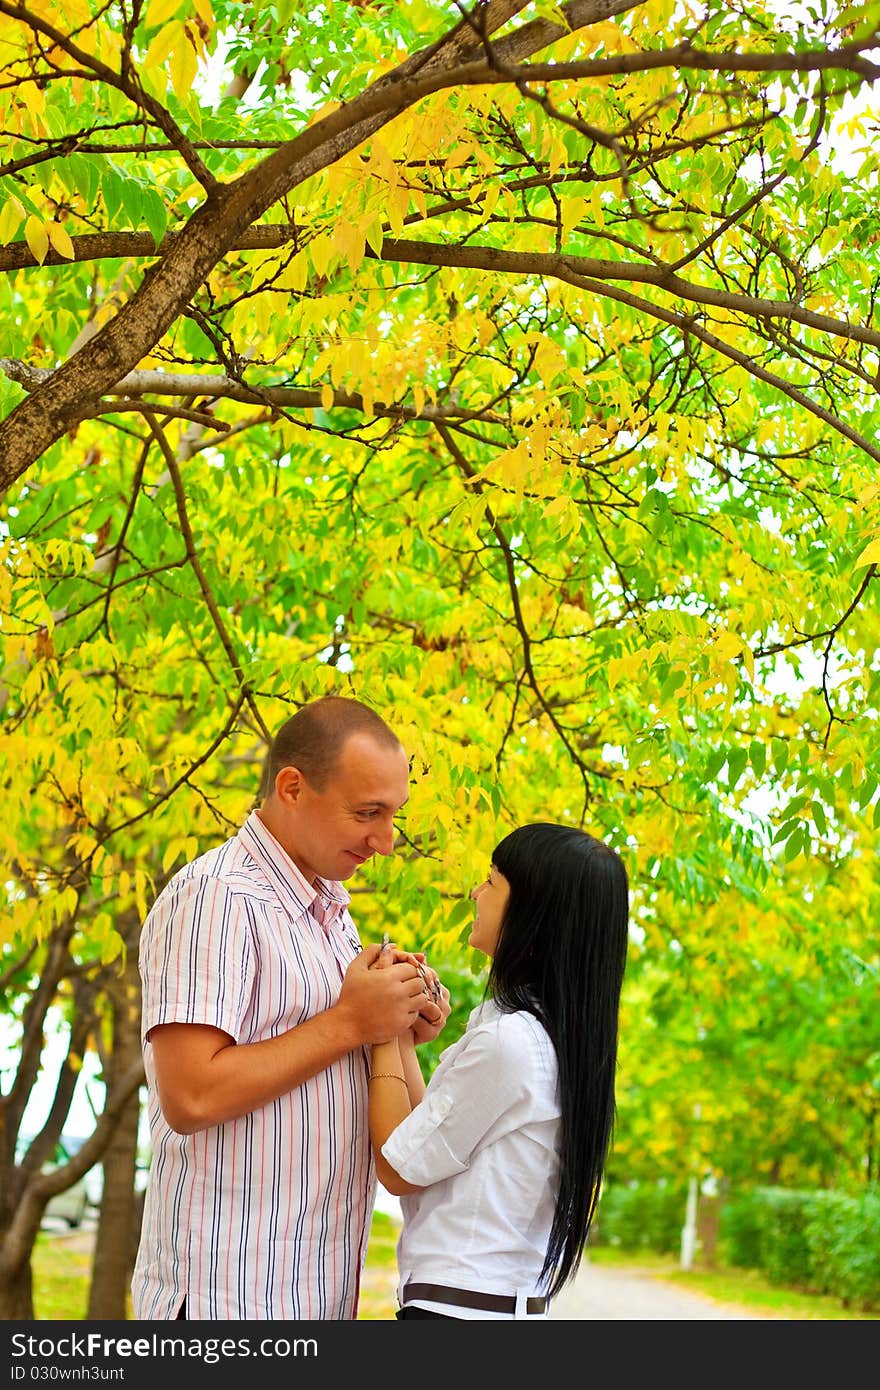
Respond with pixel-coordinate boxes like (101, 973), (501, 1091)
(366, 821), (396, 856)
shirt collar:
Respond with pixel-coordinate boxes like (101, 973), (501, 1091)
(239, 810), (351, 924)
(468, 997), (500, 1027)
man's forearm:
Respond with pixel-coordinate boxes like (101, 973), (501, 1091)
(154, 1002), (365, 1134)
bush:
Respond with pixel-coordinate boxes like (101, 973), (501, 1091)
(720, 1184), (880, 1312)
(758, 1187), (817, 1287)
(718, 1188), (764, 1269)
(592, 1180), (687, 1254)
(806, 1190), (880, 1311)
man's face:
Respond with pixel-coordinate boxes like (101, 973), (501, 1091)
(276, 732), (410, 883)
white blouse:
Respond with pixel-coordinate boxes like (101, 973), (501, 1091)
(381, 998), (561, 1319)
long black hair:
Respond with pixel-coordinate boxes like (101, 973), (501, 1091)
(488, 822), (629, 1299)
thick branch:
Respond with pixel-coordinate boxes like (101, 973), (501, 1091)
(380, 240), (880, 465)
(0, 361), (506, 423)
(375, 239), (880, 350)
(0, 225), (302, 274)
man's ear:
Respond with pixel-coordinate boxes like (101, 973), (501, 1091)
(274, 765), (306, 806)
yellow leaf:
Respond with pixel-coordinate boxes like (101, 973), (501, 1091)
(321, 383), (334, 411)
(193, 0), (214, 26)
(24, 215), (49, 264)
(22, 81), (45, 117)
(561, 194), (586, 238)
(310, 235), (333, 279)
(0, 195), (25, 242)
(161, 839), (182, 873)
(46, 222), (75, 260)
(254, 292), (272, 336)
(144, 20), (182, 73)
(854, 537), (880, 569)
(146, 0), (185, 27)
(169, 36), (198, 102)
(714, 631), (741, 661)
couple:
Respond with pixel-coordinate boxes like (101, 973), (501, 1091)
(131, 696), (629, 1321)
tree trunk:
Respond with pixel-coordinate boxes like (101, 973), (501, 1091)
(86, 952), (143, 1320)
(0, 1201), (44, 1320)
(0, 1249), (35, 1319)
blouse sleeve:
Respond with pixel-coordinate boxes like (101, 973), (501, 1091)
(381, 1015), (541, 1187)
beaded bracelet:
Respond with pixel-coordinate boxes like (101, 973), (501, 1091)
(369, 1073), (407, 1084)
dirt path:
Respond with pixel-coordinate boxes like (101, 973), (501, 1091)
(550, 1258), (774, 1320)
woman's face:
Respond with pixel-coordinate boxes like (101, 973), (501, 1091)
(469, 863), (511, 957)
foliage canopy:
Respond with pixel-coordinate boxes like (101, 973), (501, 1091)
(0, 0), (878, 1313)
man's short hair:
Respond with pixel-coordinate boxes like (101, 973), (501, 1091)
(260, 695), (403, 796)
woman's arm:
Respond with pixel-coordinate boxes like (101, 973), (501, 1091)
(369, 1035), (423, 1195)
(399, 1030), (426, 1107)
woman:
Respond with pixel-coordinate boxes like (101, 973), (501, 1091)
(369, 821), (629, 1319)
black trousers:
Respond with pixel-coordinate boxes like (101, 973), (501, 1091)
(396, 1306), (456, 1319)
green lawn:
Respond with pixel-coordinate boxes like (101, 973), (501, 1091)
(31, 1213), (402, 1321)
(31, 1218), (877, 1321)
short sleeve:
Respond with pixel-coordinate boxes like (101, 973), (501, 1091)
(381, 1017), (534, 1187)
(139, 876), (256, 1044)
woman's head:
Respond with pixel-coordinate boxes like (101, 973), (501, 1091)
(475, 822), (629, 989)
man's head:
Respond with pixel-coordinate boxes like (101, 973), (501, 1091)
(258, 696), (409, 884)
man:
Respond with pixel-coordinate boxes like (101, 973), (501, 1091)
(131, 695), (450, 1320)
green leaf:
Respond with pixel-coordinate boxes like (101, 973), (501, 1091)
(772, 818), (799, 845)
(120, 179), (144, 230)
(141, 187), (168, 249)
(771, 738), (789, 774)
(704, 748), (726, 781)
(727, 747), (749, 789)
(101, 168), (125, 223)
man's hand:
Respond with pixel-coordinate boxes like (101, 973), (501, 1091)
(337, 944), (424, 1044)
(371, 940), (451, 1044)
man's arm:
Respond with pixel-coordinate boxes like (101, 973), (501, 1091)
(149, 944), (424, 1133)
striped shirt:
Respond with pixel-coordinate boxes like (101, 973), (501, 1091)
(131, 811), (375, 1320)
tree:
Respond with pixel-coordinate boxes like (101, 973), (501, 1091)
(1, 0), (878, 1316)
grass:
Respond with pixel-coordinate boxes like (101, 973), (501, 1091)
(31, 1218), (878, 1321)
(32, 1229), (94, 1321)
(356, 1209), (400, 1320)
(31, 1213), (401, 1322)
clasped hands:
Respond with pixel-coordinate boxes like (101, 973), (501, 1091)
(373, 933), (450, 1044)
